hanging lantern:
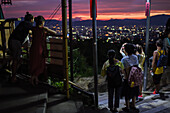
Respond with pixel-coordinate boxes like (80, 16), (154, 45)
(1, 0), (12, 5)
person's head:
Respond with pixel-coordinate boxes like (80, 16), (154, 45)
(124, 43), (135, 55)
(166, 18), (170, 30)
(24, 12), (34, 23)
(156, 39), (163, 48)
(34, 15), (45, 27)
(164, 28), (170, 38)
(136, 44), (143, 54)
(107, 49), (116, 58)
(165, 18), (170, 37)
(107, 49), (116, 65)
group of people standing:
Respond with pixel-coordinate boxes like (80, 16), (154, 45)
(101, 43), (144, 113)
(8, 12), (58, 85)
(101, 18), (170, 113)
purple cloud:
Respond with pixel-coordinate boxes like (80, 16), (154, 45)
(1, 0), (170, 20)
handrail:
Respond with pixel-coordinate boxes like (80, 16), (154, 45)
(64, 79), (94, 104)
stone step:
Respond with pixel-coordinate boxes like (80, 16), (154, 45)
(47, 100), (78, 113)
(0, 78), (48, 113)
(0, 85), (47, 113)
(0, 86), (48, 113)
(46, 94), (84, 113)
(47, 94), (67, 108)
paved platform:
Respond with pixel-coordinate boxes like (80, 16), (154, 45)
(98, 91), (170, 113)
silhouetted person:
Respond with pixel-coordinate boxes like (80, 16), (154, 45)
(8, 12), (34, 83)
(30, 15), (57, 85)
(101, 50), (124, 113)
(162, 18), (170, 87)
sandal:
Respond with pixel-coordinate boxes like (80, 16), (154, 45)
(131, 107), (139, 112)
(10, 76), (17, 83)
(122, 107), (130, 112)
(31, 76), (39, 86)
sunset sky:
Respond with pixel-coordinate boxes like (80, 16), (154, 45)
(2, 0), (170, 20)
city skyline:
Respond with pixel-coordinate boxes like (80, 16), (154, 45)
(2, 0), (170, 20)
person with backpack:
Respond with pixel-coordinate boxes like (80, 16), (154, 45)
(150, 39), (166, 94)
(101, 49), (124, 113)
(121, 43), (140, 112)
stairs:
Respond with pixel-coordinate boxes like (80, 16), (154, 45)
(0, 79), (48, 113)
(0, 70), (84, 113)
(47, 94), (79, 113)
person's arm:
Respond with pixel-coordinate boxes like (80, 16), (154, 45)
(151, 51), (158, 72)
(101, 62), (107, 77)
(120, 46), (126, 57)
(119, 61), (125, 78)
(43, 26), (59, 36)
(163, 38), (169, 53)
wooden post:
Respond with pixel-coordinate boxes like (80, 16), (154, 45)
(62, 0), (69, 99)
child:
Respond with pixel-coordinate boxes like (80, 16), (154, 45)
(30, 15), (58, 85)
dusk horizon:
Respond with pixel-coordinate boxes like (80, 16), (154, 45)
(7, 14), (170, 22)
(2, 0), (170, 20)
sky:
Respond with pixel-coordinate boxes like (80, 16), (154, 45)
(2, 0), (170, 20)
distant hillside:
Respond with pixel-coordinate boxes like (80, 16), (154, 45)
(45, 20), (61, 26)
(15, 18), (61, 27)
(14, 14), (170, 27)
(72, 14), (170, 26)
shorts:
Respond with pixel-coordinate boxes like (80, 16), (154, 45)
(8, 39), (22, 60)
(153, 74), (162, 85)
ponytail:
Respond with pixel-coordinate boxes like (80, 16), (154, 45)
(107, 50), (116, 66)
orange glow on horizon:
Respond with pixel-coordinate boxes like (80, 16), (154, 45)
(45, 9), (170, 21)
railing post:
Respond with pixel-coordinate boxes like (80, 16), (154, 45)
(62, 0), (69, 99)
(69, 0), (74, 82)
(144, 0), (151, 91)
(91, 0), (98, 108)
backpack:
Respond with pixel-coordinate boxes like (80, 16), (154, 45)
(128, 66), (143, 87)
(107, 65), (122, 88)
(157, 50), (168, 67)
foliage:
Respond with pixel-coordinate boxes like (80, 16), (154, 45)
(69, 48), (93, 77)
(70, 38), (156, 75)
(51, 80), (64, 91)
(48, 77), (73, 93)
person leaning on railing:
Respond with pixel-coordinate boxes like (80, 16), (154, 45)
(29, 15), (58, 86)
(8, 12), (34, 83)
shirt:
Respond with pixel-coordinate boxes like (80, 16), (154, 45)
(9, 21), (32, 44)
(154, 50), (164, 74)
(101, 59), (124, 77)
(121, 54), (139, 69)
